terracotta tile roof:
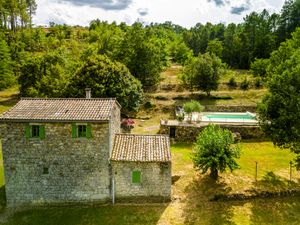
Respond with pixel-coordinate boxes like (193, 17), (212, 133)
(0, 98), (119, 122)
(111, 134), (171, 162)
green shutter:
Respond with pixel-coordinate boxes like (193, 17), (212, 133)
(25, 125), (31, 138)
(132, 171), (141, 184)
(39, 125), (45, 139)
(86, 124), (92, 138)
(72, 123), (77, 138)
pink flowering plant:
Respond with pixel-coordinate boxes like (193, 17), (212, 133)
(121, 118), (135, 133)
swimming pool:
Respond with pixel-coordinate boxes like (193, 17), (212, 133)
(202, 112), (257, 123)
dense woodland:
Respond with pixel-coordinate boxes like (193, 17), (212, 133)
(0, 0), (300, 112)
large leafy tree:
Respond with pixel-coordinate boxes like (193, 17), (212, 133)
(258, 28), (300, 167)
(0, 39), (15, 90)
(66, 55), (144, 112)
(191, 124), (240, 179)
(180, 53), (224, 96)
(115, 22), (167, 87)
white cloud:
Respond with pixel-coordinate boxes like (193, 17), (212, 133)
(33, 0), (285, 28)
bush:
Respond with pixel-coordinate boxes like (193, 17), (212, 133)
(183, 101), (204, 122)
(250, 58), (269, 78)
(254, 77), (263, 89)
(240, 78), (250, 90)
(227, 77), (237, 88)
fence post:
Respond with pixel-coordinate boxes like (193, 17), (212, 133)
(255, 161), (258, 182)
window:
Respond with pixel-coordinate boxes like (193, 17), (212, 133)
(31, 125), (40, 138)
(78, 125), (87, 137)
(43, 167), (49, 175)
(132, 171), (141, 184)
(25, 124), (45, 139)
(72, 123), (92, 138)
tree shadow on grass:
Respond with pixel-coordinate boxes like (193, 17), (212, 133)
(254, 171), (299, 191)
(181, 174), (244, 225)
(250, 196), (300, 225)
(2, 203), (169, 225)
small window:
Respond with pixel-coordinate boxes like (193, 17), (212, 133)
(25, 124), (45, 139)
(43, 167), (49, 175)
(78, 125), (87, 137)
(132, 171), (141, 184)
(31, 125), (40, 138)
(72, 123), (92, 138)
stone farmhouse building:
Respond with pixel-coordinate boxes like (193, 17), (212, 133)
(0, 91), (171, 207)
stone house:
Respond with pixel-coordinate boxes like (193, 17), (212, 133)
(0, 93), (171, 207)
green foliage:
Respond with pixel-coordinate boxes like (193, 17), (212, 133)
(227, 77), (237, 88)
(191, 124), (240, 179)
(206, 39), (223, 58)
(19, 49), (72, 97)
(66, 55), (144, 112)
(240, 78), (250, 90)
(180, 53), (224, 96)
(0, 40), (15, 90)
(183, 101), (204, 114)
(250, 58), (270, 78)
(254, 77), (263, 89)
(115, 22), (168, 87)
(258, 28), (300, 167)
(169, 40), (193, 65)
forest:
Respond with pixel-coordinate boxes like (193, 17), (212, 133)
(0, 0), (300, 112)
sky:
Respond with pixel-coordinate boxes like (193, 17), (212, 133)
(33, 0), (285, 28)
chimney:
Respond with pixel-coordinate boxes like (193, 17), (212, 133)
(85, 88), (91, 99)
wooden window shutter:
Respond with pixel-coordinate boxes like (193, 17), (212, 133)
(132, 171), (141, 183)
(72, 123), (77, 138)
(86, 124), (92, 138)
(25, 124), (31, 138)
(39, 125), (45, 139)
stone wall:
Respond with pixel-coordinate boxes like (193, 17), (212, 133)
(111, 161), (171, 202)
(203, 105), (257, 113)
(1, 122), (111, 207)
(159, 123), (264, 142)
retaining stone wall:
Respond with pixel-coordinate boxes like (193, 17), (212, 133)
(1, 122), (111, 207)
(112, 161), (171, 202)
(159, 124), (264, 142)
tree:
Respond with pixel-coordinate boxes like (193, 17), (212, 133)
(0, 39), (15, 90)
(258, 28), (300, 168)
(250, 58), (270, 79)
(19, 50), (69, 97)
(115, 22), (167, 87)
(191, 124), (240, 179)
(180, 53), (224, 96)
(206, 39), (223, 58)
(66, 55), (144, 112)
(183, 101), (204, 122)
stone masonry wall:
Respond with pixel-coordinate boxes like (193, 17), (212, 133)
(1, 122), (111, 207)
(159, 124), (264, 142)
(112, 161), (171, 202)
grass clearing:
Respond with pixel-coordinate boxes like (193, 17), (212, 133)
(0, 87), (19, 114)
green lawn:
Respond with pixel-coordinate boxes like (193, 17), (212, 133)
(0, 142), (299, 225)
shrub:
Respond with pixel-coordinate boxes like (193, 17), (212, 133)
(227, 77), (237, 88)
(240, 78), (250, 90)
(254, 77), (263, 89)
(183, 101), (204, 122)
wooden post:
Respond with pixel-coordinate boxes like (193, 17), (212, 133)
(255, 161), (258, 182)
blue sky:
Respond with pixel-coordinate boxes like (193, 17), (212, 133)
(33, 0), (285, 28)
